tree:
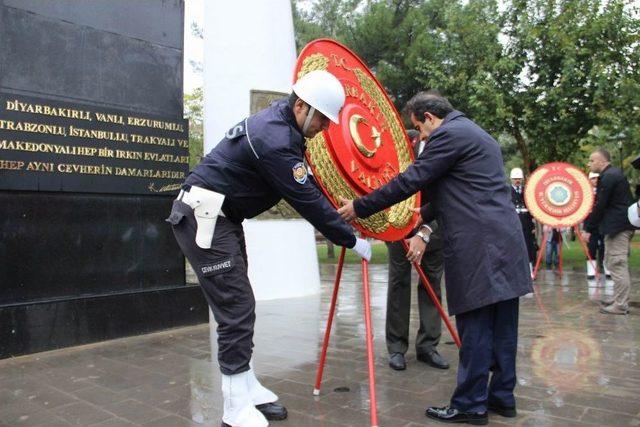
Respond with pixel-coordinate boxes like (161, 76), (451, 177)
(184, 87), (203, 169)
(291, 0), (363, 50)
(501, 0), (640, 171)
(292, 0), (640, 175)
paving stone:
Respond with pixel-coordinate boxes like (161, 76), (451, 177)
(1, 268), (638, 426)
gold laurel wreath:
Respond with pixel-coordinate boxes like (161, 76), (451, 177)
(307, 133), (389, 232)
(298, 53), (415, 234)
(564, 168), (594, 225)
(525, 166), (594, 227)
(297, 54), (330, 80)
(354, 69), (415, 228)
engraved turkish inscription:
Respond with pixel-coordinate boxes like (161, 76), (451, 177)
(0, 93), (189, 195)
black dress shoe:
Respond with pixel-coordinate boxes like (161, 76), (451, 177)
(389, 352), (406, 370)
(417, 350), (450, 369)
(256, 402), (288, 420)
(488, 402), (517, 418)
(425, 406), (488, 425)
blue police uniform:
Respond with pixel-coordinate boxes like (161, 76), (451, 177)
(168, 99), (356, 375)
(353, 110), (533, 414)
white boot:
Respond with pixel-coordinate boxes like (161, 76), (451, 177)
(248, 363), (278, 405)
(221, 371), (268, 427)
(586, 261), (595, 279)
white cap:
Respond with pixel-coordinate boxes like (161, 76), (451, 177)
(510, 168), (524, 179)
(292, 70), (345, 124)
(588, 172), (599, 179)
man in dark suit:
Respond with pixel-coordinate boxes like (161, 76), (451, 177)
(584, 148), (635, 315)
(338, 92), (532, 425)
(385, 129), (448, 372)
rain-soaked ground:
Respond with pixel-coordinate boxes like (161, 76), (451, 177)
(1, 264), (639, 426)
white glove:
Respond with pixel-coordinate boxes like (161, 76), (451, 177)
(351, 238), (372, 262)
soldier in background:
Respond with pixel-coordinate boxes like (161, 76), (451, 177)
(582, 172), (606, 278)
(510, 168), (537, 272)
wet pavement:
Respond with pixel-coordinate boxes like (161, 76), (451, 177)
(1, 265), (639, 426)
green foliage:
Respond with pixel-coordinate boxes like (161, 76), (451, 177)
(184, 87), (204, 169)
(292, 0), (640, 176)
(291, 0), (363, 49)
(316, 237), (640, 269)
(504, 0), (640, 170)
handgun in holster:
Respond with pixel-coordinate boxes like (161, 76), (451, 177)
(179, 185), (226, 249)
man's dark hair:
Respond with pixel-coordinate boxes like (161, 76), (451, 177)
(405, 91), (454, 121)
(595, 147), (611, 162)
(288, 92), (299, 110)
(406, 129), (420, 140)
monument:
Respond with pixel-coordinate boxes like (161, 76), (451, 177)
(0, 0), (208, 358)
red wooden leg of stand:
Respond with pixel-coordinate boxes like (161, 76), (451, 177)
(532, 230), (549, 280)
(361, 259), (379, 427)
(574, 225), (600, 280)
(313, 246), (346, 396)
(401, 241), (461, 348)
(558, 233), (563, 277)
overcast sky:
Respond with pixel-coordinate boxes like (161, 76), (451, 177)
(183, 0), (640, 94)
(184, 0), (203, 94)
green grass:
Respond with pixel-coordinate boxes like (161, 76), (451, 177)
(317, 236), (640, 270)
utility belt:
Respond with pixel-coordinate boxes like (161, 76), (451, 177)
(176, 185), (226, 249)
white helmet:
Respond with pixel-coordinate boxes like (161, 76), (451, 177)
(292, 70), (345, 125)
(510, 167), (524, 179)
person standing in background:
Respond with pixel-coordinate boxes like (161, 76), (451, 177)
(385, 129), (448, 372)
(584, 148), (635, 315)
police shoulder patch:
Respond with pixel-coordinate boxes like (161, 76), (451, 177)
(292, 162), (308, 184)
(225, 120), (246, 140)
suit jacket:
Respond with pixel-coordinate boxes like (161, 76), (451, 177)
(589, 165), (634, 236)
(354, 110), (532, 315)
(411, 140), (442, 253)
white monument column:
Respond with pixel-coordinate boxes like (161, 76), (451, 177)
(203, 2), (321, 306)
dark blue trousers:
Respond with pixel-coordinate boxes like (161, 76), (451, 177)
(450, 298), (519, 413)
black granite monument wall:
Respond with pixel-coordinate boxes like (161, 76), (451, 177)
(0, 0), (208, 358)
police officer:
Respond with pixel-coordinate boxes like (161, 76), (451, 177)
(510, 168), (537, 272)
(339, 93), (532, 425)
(167, 70), (371, 427)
